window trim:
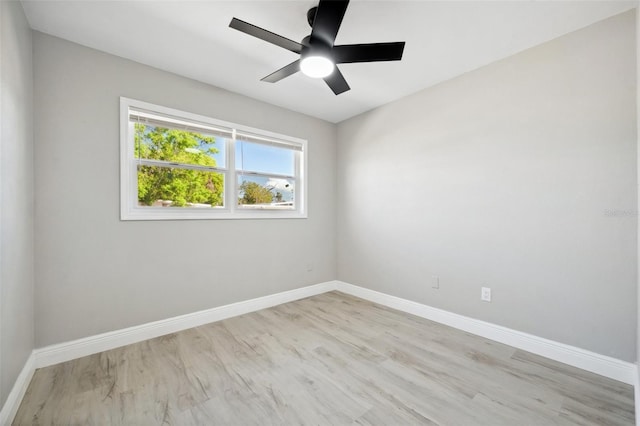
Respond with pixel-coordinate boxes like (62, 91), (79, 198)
(120, 97), (308, 220)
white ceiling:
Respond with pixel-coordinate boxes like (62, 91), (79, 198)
(21, 0), (636, 123)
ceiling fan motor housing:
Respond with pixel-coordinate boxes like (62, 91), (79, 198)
(307, 7), (318, 27)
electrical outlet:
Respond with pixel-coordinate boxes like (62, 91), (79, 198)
(431, 275), (439, 289)
(481, 287), (491, 302)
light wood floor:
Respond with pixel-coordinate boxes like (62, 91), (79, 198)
(14, 291), (635, 425)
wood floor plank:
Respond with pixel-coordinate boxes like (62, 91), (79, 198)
(13, 291), (635, 425)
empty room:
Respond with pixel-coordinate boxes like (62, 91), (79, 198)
(1, 0), (638, 424)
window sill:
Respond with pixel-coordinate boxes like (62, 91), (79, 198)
(121, 207), (307, 221)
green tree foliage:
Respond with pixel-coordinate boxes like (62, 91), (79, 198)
(239, 181), (273, 205)
(135, 124), (224, 207)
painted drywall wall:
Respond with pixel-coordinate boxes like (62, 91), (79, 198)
(33, 33), (336, 347)
(337, 11), (637, 361)
(636, 6), (639, 425)
(0, 0), (35, 408)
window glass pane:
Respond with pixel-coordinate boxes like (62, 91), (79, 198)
(135, 123), (226, 168)
(237, 175), (294, 209)
(235, 140), (294, 176)
(137, 165), (224, 208)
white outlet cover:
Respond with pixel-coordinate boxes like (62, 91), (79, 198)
(481, 287), (491, 302)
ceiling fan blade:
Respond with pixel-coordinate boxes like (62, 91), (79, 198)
(229, 18), (303, 54)
(261, 60), (301, 83)
(309, 0), (349, 47)
(324, 67), (350, 95)
(332, 42), (405, 64)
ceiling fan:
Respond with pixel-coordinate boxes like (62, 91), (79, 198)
(229, 0), (406, 95)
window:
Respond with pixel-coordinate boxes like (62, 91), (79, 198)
(120, 98), (307, 220)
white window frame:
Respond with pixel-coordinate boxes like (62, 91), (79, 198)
(120, 97), (307, 220)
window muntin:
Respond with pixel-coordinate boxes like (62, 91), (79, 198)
(121, 98), (307, 220)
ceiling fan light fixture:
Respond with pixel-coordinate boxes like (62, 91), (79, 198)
(300, 55), (334, 78)
(229, 0), (405, 94)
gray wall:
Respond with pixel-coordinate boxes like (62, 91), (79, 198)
(337, 11), (637, 361)
(636, 6), (639, 421)
(0, 0), (35, 408)
(33, 33), (336, 347)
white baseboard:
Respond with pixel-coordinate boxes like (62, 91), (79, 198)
(636, 365), (639, 426)
(335, 281), (637, 385)
(34, 280), (338, 369)
(29, 280), (640, 384)
(0, 351), (35, 426)
(2, 279), (634, 425)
